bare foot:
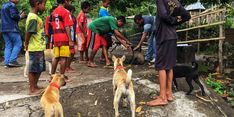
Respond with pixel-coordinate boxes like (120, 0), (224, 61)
(29, 88), (43, 95)
(36, 86), (44, 90)
(66, 67), (75, 73)
(147, 97), (168, 106)
(79, 60), (87, 64)
(87, 62), (97, 68)
(63, 75), (72, 82)
(153, 95), (174, 101)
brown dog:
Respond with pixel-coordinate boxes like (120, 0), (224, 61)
(112, 55), (136, 117)
(40, 74), (66, 117)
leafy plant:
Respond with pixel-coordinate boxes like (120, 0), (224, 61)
(206, 74), (225, 94)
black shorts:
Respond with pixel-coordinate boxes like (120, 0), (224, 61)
(155, 39), (177, 70)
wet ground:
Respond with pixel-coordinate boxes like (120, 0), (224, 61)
(0, 49), (234, 117)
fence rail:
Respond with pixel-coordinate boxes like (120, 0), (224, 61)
(176, 6), (227, 73)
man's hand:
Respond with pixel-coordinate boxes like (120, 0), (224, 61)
(20, 11), (26, 19)
(69, 41), (74, 46)
(49, 42), (53, 49)
(125, 44), (132, 52)
(133, 45), (140, 51)
(177, 16), (182, 22)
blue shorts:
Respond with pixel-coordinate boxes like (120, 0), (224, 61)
(29, 51), (46, 73)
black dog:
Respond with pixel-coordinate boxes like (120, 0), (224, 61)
(173, 62), (206, 96)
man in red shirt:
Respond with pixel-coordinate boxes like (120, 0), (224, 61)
(50, 0), (74, 80)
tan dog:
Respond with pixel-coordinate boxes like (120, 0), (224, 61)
(112, 55), (136, 117)
(40, 74), (66, 117)
(24, 49), (54, 77)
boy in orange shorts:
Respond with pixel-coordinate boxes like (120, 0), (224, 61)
(76, 1), (91, 64)
(50, 0), (74, 79)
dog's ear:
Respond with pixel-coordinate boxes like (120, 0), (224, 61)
(112, 55), (117, 62)
(121, 55), (126, 62)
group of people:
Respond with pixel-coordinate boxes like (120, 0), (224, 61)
(1, 0), (189, 107)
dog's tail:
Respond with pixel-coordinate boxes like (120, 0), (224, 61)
(192, 61), (198, 70)
(126, 69), (132, 85)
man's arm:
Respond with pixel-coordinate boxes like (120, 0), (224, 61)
(24, 32), (31, 51)
(24, 19), (37, 50)
(133, 32), (147, 50)
(9, 5), (25, 21)
(157, 0), (179, 25)
(113, 29), (131, 45)
(78, 22), (87, 37)
(113, 29), (132, 50)
(65, 26), (74, 46)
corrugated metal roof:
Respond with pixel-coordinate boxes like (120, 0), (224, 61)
(185, 1), (205, 11)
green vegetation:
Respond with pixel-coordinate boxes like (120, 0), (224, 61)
(206, 74), (225, 94)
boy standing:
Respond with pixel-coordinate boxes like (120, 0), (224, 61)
(24, 0), (46, 95)
(76, 1), (91, 64)
(99, 0), (112, 62)
(50, 0), (74, 79)
(99, 0), (110, 17)
(64, 4), (76, 72)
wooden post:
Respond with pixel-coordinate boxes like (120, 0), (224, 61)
(218, 12), (223, 74)
(197, 9), (201, 53)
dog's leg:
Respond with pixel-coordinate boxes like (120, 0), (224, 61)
(55, 103), (64, 117)
(128, 91), (136, 117)
(48, 62), (52, 75)
(114, 88), (122, 117)
(185, 77), (194, 95)
(113, 80), (116, 96)
(173, 78), (179, 90)
(44, 108), (52, 117)
(24, 52), (29, 78)
(193, 76), (206, 96)
(24, 65), (28, 77)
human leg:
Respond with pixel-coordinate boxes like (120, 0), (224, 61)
(147, 69), (168, 106)
(9, 32), (22, 63)
(66, 53), (75, 71)
(2, 33), (12, 65)
(166, 69), (174, 100)
(145, 32), (156, 61)
(60, 57), (67, 75)
(102, 46), (110, 65)
(87, 50), (98, 67)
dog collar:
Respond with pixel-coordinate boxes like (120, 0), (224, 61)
(114, 66), (125, 70)
(50, 82), (60, 90)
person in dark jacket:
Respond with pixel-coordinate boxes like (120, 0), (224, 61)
(1, 0), (26, 67)
(147, 0), (184, 106)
